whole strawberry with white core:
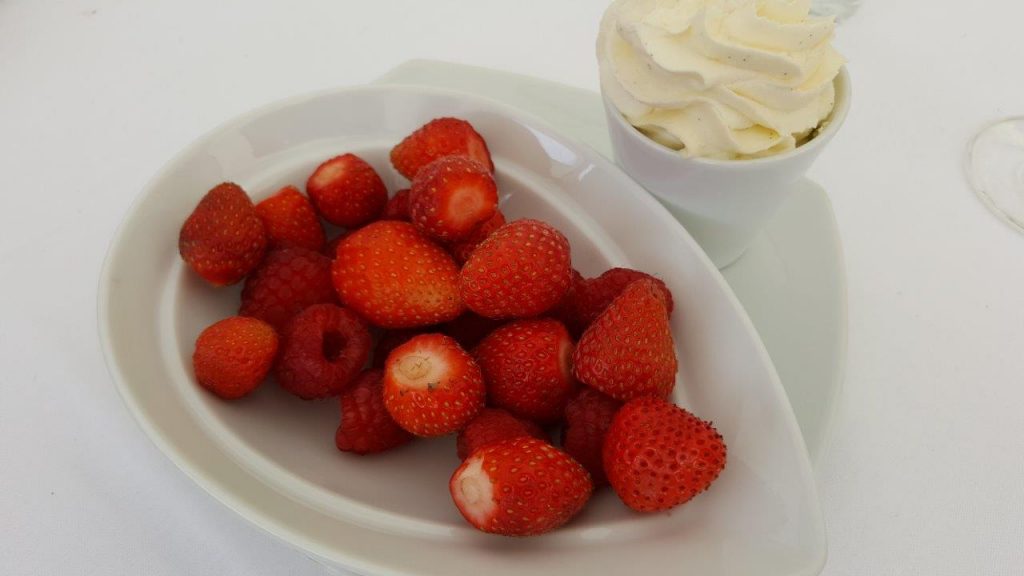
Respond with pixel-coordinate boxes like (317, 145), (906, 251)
(450, 437), (592, 536)
(383, 334), (485, 437)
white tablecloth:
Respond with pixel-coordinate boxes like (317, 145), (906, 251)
(3, 1), (1023, 574)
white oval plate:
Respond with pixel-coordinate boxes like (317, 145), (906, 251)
(98, 85), (825, 576)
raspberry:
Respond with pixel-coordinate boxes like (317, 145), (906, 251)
(336, 370), (414, 454)
(274, 304), (371, 399)
(239, 248), (336, 331)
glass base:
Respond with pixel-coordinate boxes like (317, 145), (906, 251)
(811, 0), (862, 21)
(966, 117), (1024, 233)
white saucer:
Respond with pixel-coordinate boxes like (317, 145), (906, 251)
(377, 60), (847, 465)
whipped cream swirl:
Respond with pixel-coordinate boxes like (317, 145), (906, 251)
(598, 0), (845, 159)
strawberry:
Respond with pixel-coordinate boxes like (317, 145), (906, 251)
(460, 219), (572, 319)
(336, 370), (414, 455)
(409, 156), (498, 242)
(473, 318), (577, 423)
(254, 185), (326, 252)
(382, 334), (485, 437)
(275, 304), (371, 400)
(441, 312), (504, 350)
(603, 397), (726, 512)
(456, 408), (549, 460)
(306, 154), (388, 228)
(572, 269), (674, 335)
(587, 269), (674, 314)
(179, 182), (268, 286)
(192, 316), (278, 400)
(448, 210), (506, 264)
(550, 268), (586, 335)
(449, 437), (592, 536)
(382, 188), (411, 221)
(239, 248), (337, 331)
(561, 388), (621, 486)
(572, 279), (677, 402)
(332, 221), (464, 328)
(390, 117), (494, 180)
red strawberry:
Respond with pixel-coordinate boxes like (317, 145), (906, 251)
(372, 328), (429, 369)
(192, 316), (278, 400)
(603, 397), (726, 512)
(382, 188), (411, 221)
(456, 408), (549, 460)
(571, 269), (674, 335)
(550, 268), (585, 335)
(383, 334), (485, 437)
(460, 219), (572, 319)
(409, 156), (498, 242)
(390, 117), (494, 180)
(332, 221), (464, 328)
(179, 182), (268, 286)
(572, 279), (677, 402)
(336, 370), (414, 455)
(569, 268), (585, 288)
(589, 269), (674, 313)
(254, 185), (326, 252)
(474, 318), (577, 423)
(561, 388), (621, 486)
(275, 304), (371, 400)
(239, 248), (337, 331)
(449, 437), (592, 536)
(448, 210), (506, 264)
(306, 154), (388, 228)
(440, 312), (504, 350)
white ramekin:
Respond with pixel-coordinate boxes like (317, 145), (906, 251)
(603, 67), (851, 268)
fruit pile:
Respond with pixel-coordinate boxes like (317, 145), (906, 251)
(179, 117), (726, 537)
